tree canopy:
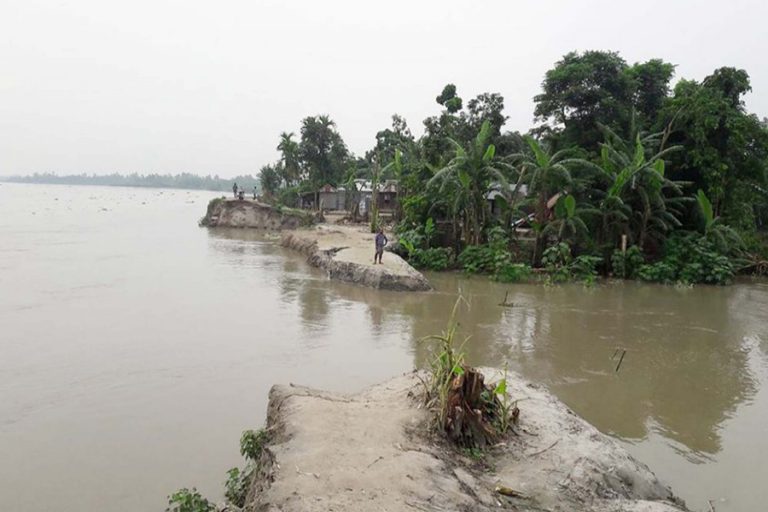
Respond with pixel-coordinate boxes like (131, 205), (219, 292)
(253, 49), (768, 282)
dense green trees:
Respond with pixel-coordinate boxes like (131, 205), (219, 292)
(255, 49), (767, 283)
(298, 115), (350, 191)
(533, 51), (676, 152)
(659, 68), (768, 229)
(258, 164), (281, 198)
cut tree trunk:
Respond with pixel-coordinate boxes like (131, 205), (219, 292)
(443, 368), (500, 448)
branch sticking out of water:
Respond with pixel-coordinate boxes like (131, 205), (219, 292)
(614, 349), (627, 373)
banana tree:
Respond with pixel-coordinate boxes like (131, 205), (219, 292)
(596, 124), (685, 251)
(513, 136), (594, 265)
(696, 189), (743, 253)
(428, 121), (515, 245)
(543, 194), (598, 244)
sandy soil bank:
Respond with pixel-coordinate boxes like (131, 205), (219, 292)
(243, 369), (688, 512)
(200, 199), (319, 229)
(281, 225), (432, 291)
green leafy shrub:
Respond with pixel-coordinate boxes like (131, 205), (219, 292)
(570, 255), (602, 284)
(397, 218), (444, 267)
(240, 429), (268, 461)
(166, 488), (214, 512)
(637, 261), (677, 283)
(457, 245), (496, 274)
(542, 242), (573, 283)
(410, 247), (454, 271)
(457, 227), (521, 277)
(668, 234), (735, 285)
(679, 251), (734, 285)
(277, 186), (300, 208)
(225, 466), (251, 508)
(637, 234), (736, 285)
(611, 246), (645, 278)
(494, 262), (532, 283)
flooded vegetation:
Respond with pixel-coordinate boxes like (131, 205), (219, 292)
(1, 183), (766, 512)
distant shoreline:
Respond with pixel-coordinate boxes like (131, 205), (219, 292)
(0, 173), (260, 194)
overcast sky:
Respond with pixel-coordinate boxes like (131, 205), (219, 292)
(1, 0), (766, 177)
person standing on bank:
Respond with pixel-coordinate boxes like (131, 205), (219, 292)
(374, 228), (388, 264)
(232, 182), (238, 198)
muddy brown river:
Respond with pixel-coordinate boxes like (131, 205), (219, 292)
(1, 183), (766, 512)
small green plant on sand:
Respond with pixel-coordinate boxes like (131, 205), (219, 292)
(166, 488), (215, 512)
(240, 429), (268, 460)
(223, 428), (270, 508)
(224, 466), (250, 508)
(488, 364), (518, 435)
(169, 428), (269, 511)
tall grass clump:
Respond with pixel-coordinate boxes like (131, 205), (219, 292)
(421, 297), (519, 449)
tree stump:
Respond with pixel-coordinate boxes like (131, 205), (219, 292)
(443, 368), (500, 448)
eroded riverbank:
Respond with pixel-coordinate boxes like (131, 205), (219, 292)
(281, 225), (432, 291)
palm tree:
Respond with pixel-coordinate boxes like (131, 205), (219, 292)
(428, 121), (516, 245)
(277, 132), (301, 186)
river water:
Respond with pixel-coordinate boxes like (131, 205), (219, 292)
(1, 182), (766, 512)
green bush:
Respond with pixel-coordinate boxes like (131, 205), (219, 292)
(240, 429), (268, 461)
(542, 242), (573, 283)
(457, 227), (516, 275)
(636, 234), (736, 285)
(570, 255), (602, 284)
(457, 245), (496, 274)
(410, 247), (454, 271)
(611, 246), (645, 279)
(225, 466), (252, 508)
(277, 186), (300, 208)
(637, 262), (677, 283)
(166, 488), (214, 512)
(494, 262), (532, 283)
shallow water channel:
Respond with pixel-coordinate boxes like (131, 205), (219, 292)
(1, 183), (766, 512)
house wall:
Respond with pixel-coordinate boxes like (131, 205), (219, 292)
(318, 191), (346, 211)
(376, 192), (397, 212)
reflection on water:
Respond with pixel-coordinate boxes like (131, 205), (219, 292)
(1, 184), (767, 512)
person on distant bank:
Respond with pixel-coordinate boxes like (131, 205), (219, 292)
(232, 182), (238, 198)
(253, 186), (257, 200)
(374, 227), (388, 264)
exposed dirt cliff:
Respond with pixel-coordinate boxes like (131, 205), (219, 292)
(200, 198), (320, 229)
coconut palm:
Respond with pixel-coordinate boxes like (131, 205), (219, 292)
(277, 132), (301, 186)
